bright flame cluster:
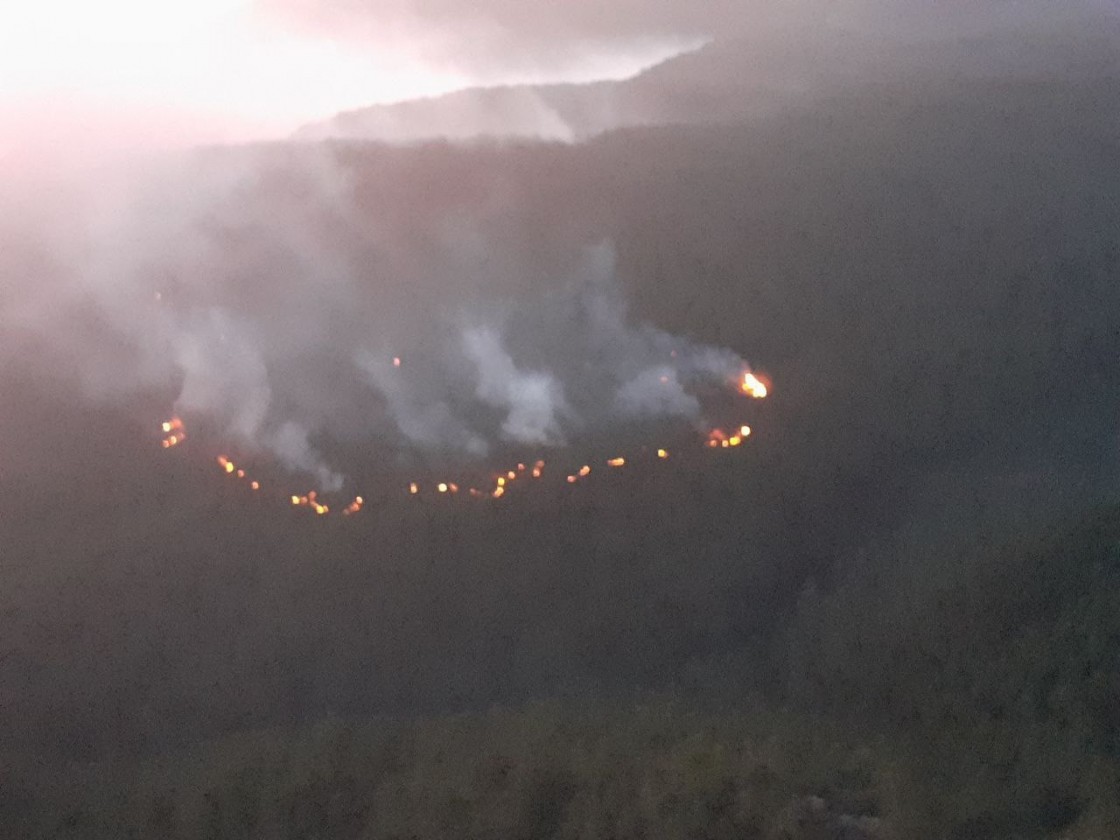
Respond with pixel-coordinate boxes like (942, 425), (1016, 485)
(158, 365), (769, 520)
(161, 417), (186, 448)
(217, 454), (262, 491)
(290, 490), (329, 516)
(740, 372), (768, 399)
(706, 425), (751, 449)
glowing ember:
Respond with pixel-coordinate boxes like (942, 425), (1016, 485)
(160, 418), (187, 449)
(153, 358), (766, 525)
(740, 371), (768, 399)
(707, 428), (728, 448)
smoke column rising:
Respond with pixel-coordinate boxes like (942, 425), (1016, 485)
(2, 147), (760, 487)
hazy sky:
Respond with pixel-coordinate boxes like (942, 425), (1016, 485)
(0, 0), (700, 162)
(0, 0), (1110, 165)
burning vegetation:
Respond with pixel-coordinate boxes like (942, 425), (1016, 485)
(159, 369), (768, 518)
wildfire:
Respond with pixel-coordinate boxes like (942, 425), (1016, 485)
(153, 367), (769, 522)
(160, 417), (186, 449)
(740, 371), (768, 399)
(291, 490), (329, 515)
(706, 425), (751, 449)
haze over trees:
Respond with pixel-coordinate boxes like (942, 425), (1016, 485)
(1, 4), (1119, 838)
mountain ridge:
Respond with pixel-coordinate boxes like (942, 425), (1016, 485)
(294, 15), (1120, 145)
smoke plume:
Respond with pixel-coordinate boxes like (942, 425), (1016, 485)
(1, 146), (758, 488)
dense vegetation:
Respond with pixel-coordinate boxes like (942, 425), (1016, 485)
(2, 53), (1119, 839)
(7, 506), (1119, 837)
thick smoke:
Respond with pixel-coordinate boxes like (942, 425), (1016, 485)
(1, 147), (755, 488)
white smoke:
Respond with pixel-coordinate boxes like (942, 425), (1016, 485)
(1, 145), (760, 488)
(462, 327), (570, 447)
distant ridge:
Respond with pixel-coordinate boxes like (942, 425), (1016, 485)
(294, 16), (1120, 145)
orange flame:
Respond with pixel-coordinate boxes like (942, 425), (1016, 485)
(657, 449), (669, 459)
(607, 457), (626, 468)
(579, 465), (591, 477)
(740, 371), (768, 399)
(159, 418), (187, 449)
